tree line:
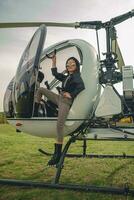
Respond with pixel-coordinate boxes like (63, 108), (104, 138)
(0, 113), (7, 124)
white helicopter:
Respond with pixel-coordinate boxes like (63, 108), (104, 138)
(1, 10), (134, 194)
(3, 9), (134, 140)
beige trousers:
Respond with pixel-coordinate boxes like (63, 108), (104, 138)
(35, 87), (73, 143)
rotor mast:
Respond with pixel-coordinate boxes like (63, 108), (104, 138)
(104, 9), (134, 63)
(101, 9), (134, 83)
(78, 9), (134, 55)
(77, 9), (134, 84)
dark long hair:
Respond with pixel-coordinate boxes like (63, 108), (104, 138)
(65, 57), (80, 73)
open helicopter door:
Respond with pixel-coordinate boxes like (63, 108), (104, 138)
(13, 25), (46, 118)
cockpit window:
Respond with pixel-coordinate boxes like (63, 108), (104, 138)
(40, 45), (82, 93)
(17, 29), (42, 74)
(34, 45), (83, 117)
(19, 31), (41, 74)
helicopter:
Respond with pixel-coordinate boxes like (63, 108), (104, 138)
(2, 9), (134, 140)
(1, 9), (134, 195)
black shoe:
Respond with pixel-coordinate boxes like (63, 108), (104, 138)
(48, 143), (62, 166)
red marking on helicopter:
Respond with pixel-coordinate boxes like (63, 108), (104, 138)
(16, 123), (23, 127)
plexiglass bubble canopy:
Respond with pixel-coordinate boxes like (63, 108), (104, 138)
(4, 24), (101, 138)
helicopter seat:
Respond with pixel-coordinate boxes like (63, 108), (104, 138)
(38, 99), (58, 117)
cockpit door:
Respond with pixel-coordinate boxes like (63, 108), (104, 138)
(14, 25), (47, 118)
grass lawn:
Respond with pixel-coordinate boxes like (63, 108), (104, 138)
(0, 124), (134, 200)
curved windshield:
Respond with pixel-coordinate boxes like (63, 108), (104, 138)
(13, 25), (46, 118)
(17, 29), (42, 75)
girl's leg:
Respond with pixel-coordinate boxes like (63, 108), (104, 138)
(47, 96), (72, 166)
(56, 95), (72, 143)
(35, 87), (59, 105)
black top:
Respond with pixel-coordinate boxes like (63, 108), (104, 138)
(51, 67), (85, 99)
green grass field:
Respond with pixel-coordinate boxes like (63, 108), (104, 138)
(0, 124), (134, 200)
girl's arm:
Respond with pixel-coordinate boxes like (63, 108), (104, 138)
(51, 54), (66, 81)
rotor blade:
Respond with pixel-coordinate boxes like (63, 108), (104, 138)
(111, 39), (125, 72)
(0, 22), (79, 29)
(0, 21), (103, 29)
(110, 9), (134, 26)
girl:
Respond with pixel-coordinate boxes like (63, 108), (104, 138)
(34, 53), (85, 165)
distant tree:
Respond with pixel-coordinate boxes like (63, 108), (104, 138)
(0, 112), (7, 124)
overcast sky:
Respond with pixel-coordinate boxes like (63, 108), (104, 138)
(0, 0), (134, 111)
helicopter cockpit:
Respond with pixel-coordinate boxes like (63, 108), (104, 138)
(4, 24), (100, 138)
(4, 25), (100, 116)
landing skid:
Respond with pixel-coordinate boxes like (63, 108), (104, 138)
(50, 132), (134, 185)
(38, 136), (134, 159)
(0, 178), (134, 196)
(0, 129), (134, 196)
